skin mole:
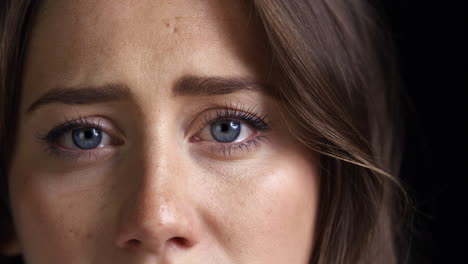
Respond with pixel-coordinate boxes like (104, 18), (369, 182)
(163, 17), (181, 34)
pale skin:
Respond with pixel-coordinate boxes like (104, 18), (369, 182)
(5, 0), (319, 263)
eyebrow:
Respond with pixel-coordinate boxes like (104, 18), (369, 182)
(26, 84), (132, 113)
(27, 75), (270, 114)
(173, 75), (269, 96)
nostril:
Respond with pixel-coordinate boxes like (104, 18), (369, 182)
(124, 237), (191, 250)
(127, 239), (142, 248)
(169, 237), (190, 247)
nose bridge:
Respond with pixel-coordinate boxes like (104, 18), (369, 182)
(115, 116), (201, 254)
(136, 103), (180, 191)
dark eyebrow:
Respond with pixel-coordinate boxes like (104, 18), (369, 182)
(26, 84), (132, 113)
(173, 75), (270, 96)
(27, 75), (270, 114)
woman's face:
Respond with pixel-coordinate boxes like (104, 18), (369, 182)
(7, 0), (319, 263)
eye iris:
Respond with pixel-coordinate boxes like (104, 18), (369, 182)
(72, 128), (102, 150)
(211, 120), (241, 142)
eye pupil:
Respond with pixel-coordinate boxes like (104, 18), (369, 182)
(72, 128), (102, 150)
(84, 130), (93, 139)
(221, 123), (229, 132)
(211, 120), (241, 143)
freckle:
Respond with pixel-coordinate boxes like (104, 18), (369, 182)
(165, 23), (170, 27)
(68, 228), (76, 236)
(86, 232), (94, 240)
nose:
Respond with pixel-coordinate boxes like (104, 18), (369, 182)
(115, 154), (202, 255)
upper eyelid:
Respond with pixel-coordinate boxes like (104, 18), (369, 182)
(179, 106), (271, 141)
(187, 109), (271, 144)
(199, 107), (270, 129)
(37, 116), (125, 145)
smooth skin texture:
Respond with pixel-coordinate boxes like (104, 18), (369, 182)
(7, 0), (319, 263)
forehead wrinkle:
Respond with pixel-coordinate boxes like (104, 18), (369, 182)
(24, 0), (271, 104)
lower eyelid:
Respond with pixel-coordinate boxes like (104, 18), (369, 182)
(40, 132), (120, 162)
(193, 136), (270, 159)
(44, 144), (116, 163)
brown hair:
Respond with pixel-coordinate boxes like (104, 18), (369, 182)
(1, 1), (38, 260)
(0, 0), (409, 263)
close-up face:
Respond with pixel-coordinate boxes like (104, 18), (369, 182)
(7, 0), (320, 263)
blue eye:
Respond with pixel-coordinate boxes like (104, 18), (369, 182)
(210, 120), (241, 142)
(72, 128), (103, 149)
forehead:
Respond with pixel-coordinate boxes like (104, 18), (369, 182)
(22, 0), (270, 107)
(37, 0), (254, 44)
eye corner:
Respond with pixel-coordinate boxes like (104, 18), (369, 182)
(189, 135), (202, 143)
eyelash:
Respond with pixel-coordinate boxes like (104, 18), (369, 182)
(195, 103), (272, 157)
(200, 104), (271, 131)
(36, 117), (114, 161)
(36, 104), (272, 160)
(38, 118), (103, 144)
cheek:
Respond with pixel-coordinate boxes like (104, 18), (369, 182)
(258, 161), (318, 258)
(260, 167), (318, 239)
(211, 152), (319, 262)
(7, 159), (109, 261)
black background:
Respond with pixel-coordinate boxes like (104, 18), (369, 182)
(0, 1), (465, 263)
(381, 0), (465, 263)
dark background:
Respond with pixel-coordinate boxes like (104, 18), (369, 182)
(381, 0), (465, 263)
(0, 1), (465, 263)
